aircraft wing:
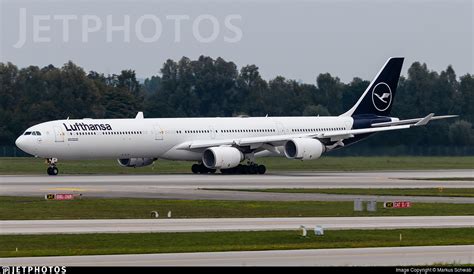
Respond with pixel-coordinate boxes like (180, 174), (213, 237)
(175, 113), (457, 151)
(175, 133), (313, 150)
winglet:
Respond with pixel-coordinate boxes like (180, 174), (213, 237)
(414, 113), (434, 127)
(135, 112), (144, 119)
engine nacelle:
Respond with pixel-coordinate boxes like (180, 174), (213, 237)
(284, 138), (325, 160)
(202, 147), (243, 169)
(118, 158), (155, 167)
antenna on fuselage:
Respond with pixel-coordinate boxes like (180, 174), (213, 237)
(135, 112), (144, 119)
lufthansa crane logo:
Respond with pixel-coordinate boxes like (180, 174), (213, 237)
(371, 82), (392, 111)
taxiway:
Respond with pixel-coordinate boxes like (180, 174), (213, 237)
(0, 170), (472, 202)
(1, 216), (473, 235)
(1, 245), (472, 266)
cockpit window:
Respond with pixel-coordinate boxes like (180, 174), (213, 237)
(35, 131), (41, 136)
(24, 132), (32, 135)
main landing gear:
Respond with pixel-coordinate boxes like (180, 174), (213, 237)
(191, 163), (266, 175)
(221, 164), (266, 175)
(191, 163), (217, 174)
(46, 158), (59, 176)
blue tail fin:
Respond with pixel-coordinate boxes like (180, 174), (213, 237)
(342, 57), (404, 117)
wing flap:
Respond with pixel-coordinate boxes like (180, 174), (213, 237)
(184, 133), (314, 150)
(320, 125), (411, 139)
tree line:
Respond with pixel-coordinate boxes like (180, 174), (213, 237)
(0, 56), (472, 155)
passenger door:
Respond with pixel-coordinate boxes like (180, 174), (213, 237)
(275, 121), (288, 135)
(154, 125), (164, 140)
(209, 126), (216, 139)
(53, 127), (64, 142)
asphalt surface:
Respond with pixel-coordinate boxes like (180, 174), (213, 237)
(1, 216), (473, 235)
(2, 245), (473, 266)
(1, 171), (472, 266)
(0, 170), (473, 202)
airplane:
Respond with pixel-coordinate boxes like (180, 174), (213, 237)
(15, 57), (457, 175)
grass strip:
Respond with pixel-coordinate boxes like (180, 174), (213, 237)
(1, 197), (473, 220)
(1, 228), (473, 258)
(0, 156), (473, 174)
(203, 188), (474, 197)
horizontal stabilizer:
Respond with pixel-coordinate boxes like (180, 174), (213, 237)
(414, 113), (434, 126)
(371, 114), (458, 127)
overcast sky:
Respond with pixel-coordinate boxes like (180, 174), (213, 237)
(1, 0), (472, 83)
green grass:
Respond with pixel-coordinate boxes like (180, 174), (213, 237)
(0, 156), (473, 174)
(1, 197), (473, 220)
(204, 188), (474, 197)
(1, 228), (472, 257)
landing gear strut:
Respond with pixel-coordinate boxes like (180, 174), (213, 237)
(46, 158), (59, 176)
(191, 163), (216, 174)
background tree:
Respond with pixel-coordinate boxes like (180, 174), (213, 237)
(1, 57), (472, 155)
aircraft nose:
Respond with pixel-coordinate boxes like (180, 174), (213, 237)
(15, 135), (33, 154)
(15, 136), (25, 149)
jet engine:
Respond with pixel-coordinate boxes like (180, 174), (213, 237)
(117, 158), (155, 167)
(284, 138), (325, 160)
(202, 147), (243, 169)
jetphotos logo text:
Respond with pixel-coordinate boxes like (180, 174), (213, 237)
(1, 266), (66, 274)
(13, 8), (243, 48)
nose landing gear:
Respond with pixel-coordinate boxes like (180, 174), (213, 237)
(46, 158), (59, 176)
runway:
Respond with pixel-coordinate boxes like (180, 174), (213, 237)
(0, 170), (473, 202)
(2, 245), (472, 266)
(1, 216), (472, 235)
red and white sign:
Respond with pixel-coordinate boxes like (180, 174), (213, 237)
(55, 194), (74, 200)
(384, 201), (411, 208)
(45, 193), (74, 200)
(393, 201), (411, 208)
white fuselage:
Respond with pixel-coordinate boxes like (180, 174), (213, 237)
(16, 116), (353, 161)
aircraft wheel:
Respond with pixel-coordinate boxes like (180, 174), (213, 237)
(52, 167), (59, 175)
(191, 164), (200, 174)
(198, 164), (208, 174)
(257, 165), (266, 174)
(249, 165), (258, 174)
(47, 166), (59, 176)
